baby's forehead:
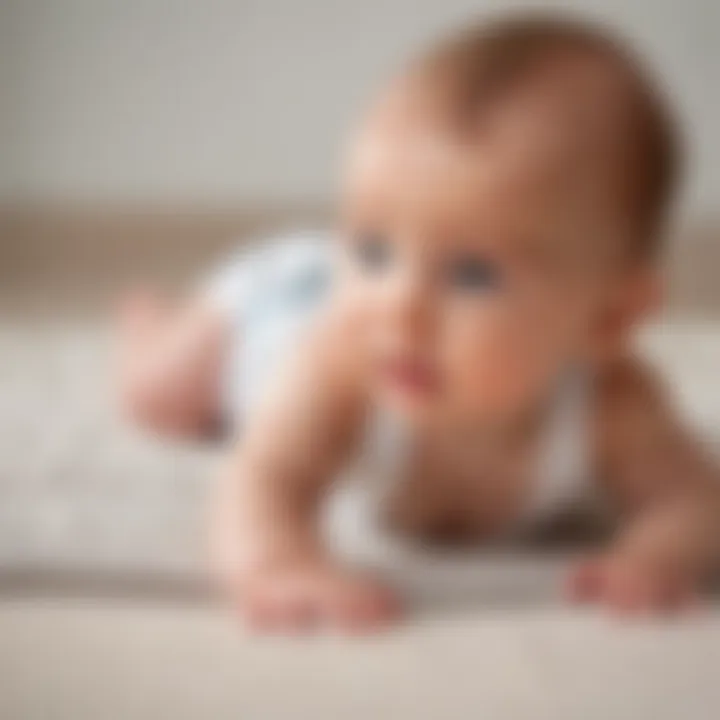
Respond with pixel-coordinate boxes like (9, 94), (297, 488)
(346, 19), (679, 265)
(350, 56), (631, 208)
(371, 46), (633, 163)
(345, 80), (636, 271)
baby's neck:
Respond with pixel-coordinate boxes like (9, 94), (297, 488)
(421, 396), (552, 463)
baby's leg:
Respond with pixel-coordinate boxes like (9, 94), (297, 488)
(118, 234), (331, 439)
(117, 290), (230, 438)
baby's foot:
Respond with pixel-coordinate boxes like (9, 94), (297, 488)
(566, 553), (699, 615)
(115, 289), (174, 424)
(233, 559), (402, 634)
(116, 289), (171, 386)
(117, 289), (168, 346)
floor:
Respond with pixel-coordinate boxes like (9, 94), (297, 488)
(2, 597), (720, 720)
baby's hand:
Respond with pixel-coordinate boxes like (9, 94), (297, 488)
(566, 552), (699, 615)
(233, 559), (402, 633)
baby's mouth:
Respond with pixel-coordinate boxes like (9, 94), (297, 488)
(380, 354), (440, 397)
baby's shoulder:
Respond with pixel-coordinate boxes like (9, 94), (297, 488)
(595, 355), (666, 413)
(592, 354), (676, 467)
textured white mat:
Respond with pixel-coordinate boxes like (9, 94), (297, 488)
(0, 319), (719, 583)
(0, 323), (214, 575)
(2, 320), (720, 720)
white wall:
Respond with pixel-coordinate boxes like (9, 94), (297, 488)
(1, 0), (718, 213)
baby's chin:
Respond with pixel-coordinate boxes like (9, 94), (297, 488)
(374, 382), (487, 431)
(379, 394), (435, 427)
(371, 375), (440, 425)
(375, 376), (544, 433)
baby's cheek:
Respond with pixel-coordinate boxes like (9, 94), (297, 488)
(443, 315), (557, 416)
(464, 346), (534, 413)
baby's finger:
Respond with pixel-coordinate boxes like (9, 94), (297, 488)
(281, 594), (322, 633)
(243, 594), (276, 632)
(566, 557), (605, 603)
(602, 567), (651, 615)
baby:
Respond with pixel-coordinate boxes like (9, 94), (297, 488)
(119, 16), (720, 630)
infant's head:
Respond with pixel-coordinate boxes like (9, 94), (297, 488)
(336, 15), (681, 427)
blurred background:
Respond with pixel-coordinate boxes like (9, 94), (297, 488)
(1, 0), (719, 209)
(1, 0), (719, 310)
(0, 2), (719, 719)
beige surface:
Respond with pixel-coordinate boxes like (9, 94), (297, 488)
(1, 209), (719, 317)
(1, 598), (720, 720)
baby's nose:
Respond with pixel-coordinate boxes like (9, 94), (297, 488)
(385, 272), (434, 342)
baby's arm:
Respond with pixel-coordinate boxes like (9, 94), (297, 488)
(210, 319), (400, 632)
(569, 359), (720, 613)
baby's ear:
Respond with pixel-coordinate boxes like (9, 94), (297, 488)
(591, 266), (664, 361)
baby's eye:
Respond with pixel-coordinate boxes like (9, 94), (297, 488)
(447, 255), (501, 292)
(351, 232), (393, 273)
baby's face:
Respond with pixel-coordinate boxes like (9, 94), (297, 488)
(336, 90), (629, 428)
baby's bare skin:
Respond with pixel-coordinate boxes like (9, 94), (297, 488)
(119, 19), (717, 632)
(204, 315), (720, 629)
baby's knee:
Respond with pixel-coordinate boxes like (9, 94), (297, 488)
(119, 359), (221, 439)
(117, 292), (229, 438)
(120, 369), (176, 433)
